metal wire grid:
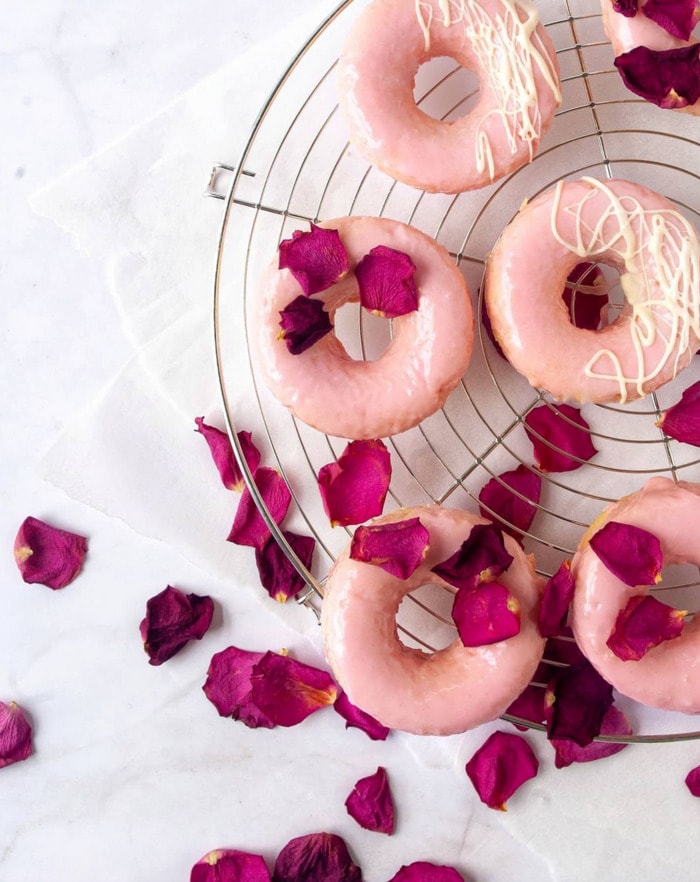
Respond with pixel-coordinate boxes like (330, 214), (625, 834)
(213, 0), (700, 740)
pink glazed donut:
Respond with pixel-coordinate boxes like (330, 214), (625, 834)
(337, 0), (561, 193)
(321, 505), (545, 735)
(484, 177), (700, 404)
(254, 216), (474, 439)
(571, 477), (700, 713)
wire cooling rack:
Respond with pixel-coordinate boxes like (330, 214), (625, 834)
(212, 0), (700, 741)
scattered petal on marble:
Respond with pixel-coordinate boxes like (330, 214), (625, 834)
(685, 764), (700, 797)
(202, 646), (274, 729)
(13, 516), (87, 590)
(612, 0), (639, 15)
(551, 705), (632, 768)
(614, 44), (700, 109)
(562, 263), (608, 331)
(355, 245), (418, 318)
(333, 692), (390, 741)
(345, 766), (395, 835)
(589, 521), (663, 587)
(431, 523), (514, 590)
(478, 464), (541, 542)
(272, 832), (362, 882)
(524, 404), (598, 473)
(250, 652), (337, 727)
(544, 661), (613, 747)
(318, 440), (391, 527)
(606, 594), (685, 661)
(140, 585), (214, 665)
(387, 862), (465, 882)
(658, 379), (700, 446)
(349, 517), (429, 579)
(278, 225), (349, 296)
(228, 467), (292, 549)
(452, 581), (521, 647)
(195, 418), (261, 492)
(642, 0), (700, 40)
(0, 701), (32, 769)
(278, 295), (333, 355)
(538, 560), (576, 638)
(190, 849), (272, 882)
(255, 530), (316, 603)
(465, 730), (539, 810)
(505, 684), (546, 731)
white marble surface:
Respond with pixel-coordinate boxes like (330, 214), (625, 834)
(4, 2), (700, 880)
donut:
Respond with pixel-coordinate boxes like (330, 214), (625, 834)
(571, 477), (700, 713)
(254, 216), (474, 439)
(484, 177), (700, 404)
(336, 0), (561, 193)
(320, 505), (545, 735)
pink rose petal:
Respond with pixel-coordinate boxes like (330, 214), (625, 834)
(355, 245), (418, 318)
(190, 849), (271, 882)
(255, 530), (316, 603)
(478, 465), (542, 542)
(524, 404), (598, 473)
(349, 517), (429, 579)
(318, 440), (391, 527)
(195, 418), (261, 492)
(278, 225), (349, 296)
(562, 263), (608, 331)
(538, 560), (576, 638)
(614, 44), (700, 109)
(345, 766), (395, 835)
(685, 764), (700, 796)
(431, 523), (514, 590)
(545, 633), (587, 666)
(202, 646), (274, 729)
(272, 832), (362, 882)
(544, 661), (613, 747)
(551, 705), (632, 768)
(452, 581), (521, 647)
(139, 585), (214, 666)
(658, 379), (700, 446)
(387, 863), (465, 882)
(333, 692), (390, 741)
(0, 701), (32, 769)
(228, 467), (292, 549)
(505, 684), (546, 731)
(589, 520), (663, 587)
(250, 652), (337, 727)
(613, 0), (639, 15)
(481, 292), (506, 360)
(13, 516), (87, 590)
(465, 730), (539, 810)
(606, 594), (685, 661)
(642, 0), (700, 40)
(278, 295), (333, 355)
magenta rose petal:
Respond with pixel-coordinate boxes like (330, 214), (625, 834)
(318, 440), (391, 527)
(505, 684), (546, 731)
(545, 634), (587, 666)
(544, 661), (613, 747)
(613, 0), (639, 14)
(139, 585), (214, 666)
(279, 295), (333, 355)
(589, 520), (663, 587)
(481, 292), (506, 360)
(255, 530), (316, 603)
(465, 730), (539, 810)
(614, 44), (700, 109)
(538, 560), (576, 638)
(250, 652), (337, 727)
(345, 766), (395, 835)
(195, 418), (261, 492)
(388, 863), (465, 882)
(190, 849), (271, 882)
(524, 404), (598, 473)
(228, 467), (292, 549)
(13, 516), (88, 590)
(333, 692), (390, 741)
(658, 379), (700, 446)
(551, 705), (632, 768)
(0, 701), (32, 769)
(685, 765), (700, 797)
(431, 523), (514, 590)
(278, 225), (349, 296)
(272, 832), (362, 882)
(355, 245), (418, 318)
(478, 464), (542, 541)
(642, 0), (700, 40)
(452, 581), (521, 647)
(349, 517), (429, 579)
(562, 263), (608, 331)
(202, 646), (274, 729)
(606, 594), (685, 661)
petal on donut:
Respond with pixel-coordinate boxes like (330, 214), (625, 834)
(318, 439), (391, 527)
(538, 560), (576, 638)
(139, 585), (214, 666)
(614, 44), (700, 109)
(273, 832), (362, 882)
(355, 245), (418, 318)
(431, 523), (514, 590)
(227, 467), (292, 549)
(13, 516), (88, 590)
(505, 684), (546, 731)
(0, 701), (33, 769)
(544, 661), (613, 747)
(685, 765), (700, 797)
(477, 465), (542, 542)
(278, 225), (349, 296)
(452, 581), (521, 647)
(562, 263), (608, 331)
(465, 730), (539, 811)
(278, 294), (333, 355)
(190, 849), (271, 882)
(658, 379), (700, 446)
(387, 863), (465, 882)
(524, 403), (598, 473)
(551, 704), (632, 768)
(250, 652), (338, 727)
(333, 692), (390, 741)
(195, 418), (261, 492)
(349, 517), (429, 579)
(612, 0), (640, 15)
(606, 594), (686, 661)
(345, 766), (395, 835)
(255, 530), (316, 604)
(589, 520), (663, 587)
(202, 646), (274, 728)
(642, 0), (700, 41)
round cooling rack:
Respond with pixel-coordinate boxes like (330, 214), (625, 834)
(212, 0), (700, 742)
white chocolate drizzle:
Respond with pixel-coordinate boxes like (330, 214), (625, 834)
(414, 0), (561, 178)
(550, 177), (700, 402)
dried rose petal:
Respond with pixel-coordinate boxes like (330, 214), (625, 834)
(685, 764), (700, 796)
(195, 418), (261, 492)
(524, 404), (598, 473)
(278, 225), (349, 296)
(140, 585), (214, 665)
(452, 581), (521, 646)
(606, 593), (685, 660)
(272, 832), (362, 882)
(481, 292), (506, 359)
(203, 646), (274, 728)
(345, 766), (395, 834)
(590, 520), (663, 587)
(505, 684), (546, 731)
(545, 634), (587, 666)
(614, 44), (700, 109)
(612, 0), (639, 14)
(190, 849), (271, 882)
(465, 730), (539, 810)
(251, 652), (337, 727)
(544, 661), (613, 747)
(333, 692), (390, 741)
(551, 705), (632, 768)
(13, 516), (87, 590)
(562, 263), (608, 331)
(658, 379), (700, 446)
(388, 863), (464, 882)
(642, 0), (700, 40)
(318, 440), (391, 527)
(349, 517), (429, 579)
(228, 467), (291, 549)
(478, 465), (541, 542)
(355, 245), (418, 318)
(431, 522), (514, 590)
(278, 295), (333, 355)
(0, 701), (32, 769)
(255, 530), (316, 603)
(538, 560), (576, 638)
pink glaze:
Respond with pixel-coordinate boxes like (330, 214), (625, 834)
(337, 0), (561, 193)
(484, 177), (700, 404)
(571, 477), (700, 713)
(254, 217), (474, 439)
(321, 505), (545, 735)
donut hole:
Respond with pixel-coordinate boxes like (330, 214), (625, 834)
(562, 261), (625, 331)
(396, 582), (457, 651)
(413, 56), (481, 122)
(333, 301), (393, 362)
(650, 561), (700, 620)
